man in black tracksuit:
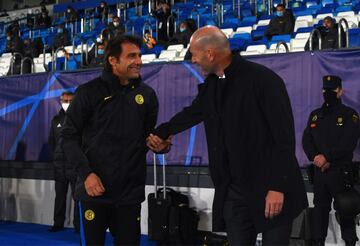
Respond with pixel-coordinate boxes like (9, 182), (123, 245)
(302, 76), (360, 246)
(61, 35), (166, 245)
(48, 91), (80, 233)
(148, 26), (308, 245)
(265, 4), (295, 40)
(305, 16), (346, 51)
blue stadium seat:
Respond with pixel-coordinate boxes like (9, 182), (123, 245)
(251, 27), (267, 40)
(228, 37), (248, 51)
(335, 5), (354, 12)
(296, 27), (314, 33)
(321, 0), (334, 7)
(233, 33), (251, 40)
(271, 34), (291, 42)
(316, 7), (334, 14)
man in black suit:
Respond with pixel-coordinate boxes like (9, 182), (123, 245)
(147, 26), (308, 245)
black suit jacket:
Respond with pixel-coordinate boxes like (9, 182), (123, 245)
(154, 54), (308, 231)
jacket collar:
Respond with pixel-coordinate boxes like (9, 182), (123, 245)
(206, 53), (244, 81)
(224, 53), (244, 78)
(101, 70), (141, 91)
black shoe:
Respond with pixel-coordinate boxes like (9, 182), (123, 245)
(48, 225), (64, 232)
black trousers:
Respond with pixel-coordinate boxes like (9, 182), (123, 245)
(53, 165), (79, 230)
(312, 167), (358, 243)
(224, 200), (293, 245)
(79, 201), (141, 246)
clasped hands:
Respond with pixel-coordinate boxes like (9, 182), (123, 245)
(146, 133), (173, 153)
(313, 154), (330, 172)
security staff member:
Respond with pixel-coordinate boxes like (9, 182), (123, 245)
(61, 35), (168, 245)
(48, 91), (79, 233)
(302, 75), (360, 246)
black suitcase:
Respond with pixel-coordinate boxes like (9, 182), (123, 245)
(147, 154), (189, 242)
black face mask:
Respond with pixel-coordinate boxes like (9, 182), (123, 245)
(323, 89), (339, 106)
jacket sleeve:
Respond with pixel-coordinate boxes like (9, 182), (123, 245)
(60, 86), (93, 182)
(257, 71), (298, 193)
(302, 114), (319, 162)
(283, 16), (294, 34)
(145, 89), (159, 137)
(323, 111), (360, 162)
(153, 90), (204, 140)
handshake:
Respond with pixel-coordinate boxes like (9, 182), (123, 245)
(146, 134), (173, 153)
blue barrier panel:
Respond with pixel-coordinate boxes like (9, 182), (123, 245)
(1, 50), (360, 166)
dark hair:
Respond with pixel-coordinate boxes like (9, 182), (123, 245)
(276, 4), (285, 9)
(104, 35), (142, 72)
(324, 16), (333, 22)
(61, 91), (74, 98)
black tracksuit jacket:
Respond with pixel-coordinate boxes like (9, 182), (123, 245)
(61, 70), (159, 205)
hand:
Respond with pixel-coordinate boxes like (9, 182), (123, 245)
(265, 190), (284, 219)
(84, 173), (105, 197)
(146, 134), (172, 152)
(313, 154), (327, 168)
(321, 162), (330, 172)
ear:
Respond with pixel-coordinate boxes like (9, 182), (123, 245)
(108, 56), (117, 67)
(207, 49), (215, 62)
(338, 89), (343, 97)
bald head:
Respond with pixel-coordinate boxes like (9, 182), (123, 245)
(190, 26), (230, 53)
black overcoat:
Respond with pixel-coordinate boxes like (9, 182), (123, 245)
(154, 54), (308, 231)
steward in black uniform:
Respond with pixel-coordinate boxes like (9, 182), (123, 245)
(61, 35), (163, 245)
(48, 91), (79, 233)
(148, 26), (308, 245)
(302, 75), (360, 246)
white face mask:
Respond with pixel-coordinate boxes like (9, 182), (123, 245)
(62, 102), (70, 112)
(113, 22), (119, 27)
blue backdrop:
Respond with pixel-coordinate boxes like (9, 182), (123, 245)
(1, 50), (360, 166)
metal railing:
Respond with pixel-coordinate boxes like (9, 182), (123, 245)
(117, 3), (127, 22)
(167, 14), (177, 40)
(142, 22), (153, 37)
(85, 39), (98, 65)
(9, 52), (23, 75)
(275, 41), (289, 53)
(71, 36), (85, 67)
(20, 57), (35, 74)
(309, 29), (322, 51)
(124, 20), (135, 35)
(155, 19), (159, 40)
(100, 27), (112, 40)
(338, 18), (349, 49)
(190, 9), (200, 29)
(52, 47), (67, 71)
(268, 0), (273, 15)
(42, 45), (49, 72)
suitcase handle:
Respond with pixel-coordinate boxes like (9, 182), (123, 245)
(153, 153), (167, 200)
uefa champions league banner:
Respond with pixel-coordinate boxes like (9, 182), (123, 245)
(1, 50), (360, 166)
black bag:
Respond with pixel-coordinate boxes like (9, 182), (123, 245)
(168, 203), (199, 244)
(147, 154), (192, 243)
(290, 207), (313, 243)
